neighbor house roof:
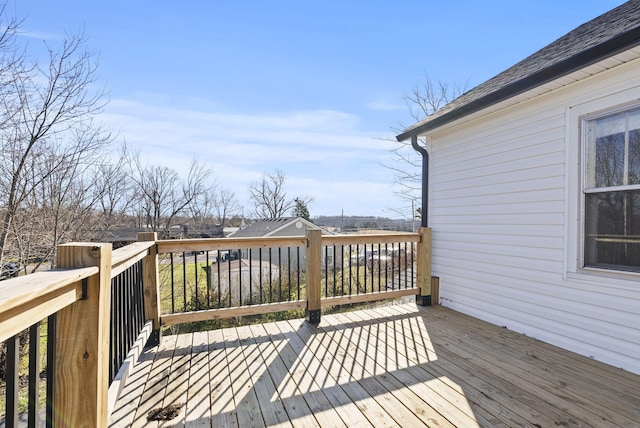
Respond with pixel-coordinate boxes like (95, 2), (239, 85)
(229, 217), (319, 238)
(397, 0), (640, 141)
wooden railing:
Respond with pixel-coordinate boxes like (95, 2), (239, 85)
(155, 228), (432, 327)
(0, 236), (160, 427)
(0, 228), (432, 426)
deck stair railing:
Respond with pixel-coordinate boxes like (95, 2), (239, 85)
(0, 228), (432, 426)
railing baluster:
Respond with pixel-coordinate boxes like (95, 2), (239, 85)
(238, 250), (242, 305)
(296, 247), (301, 299)
(182, 252), (187, 312)
(216, 253), (221, 308)
(125, 267), (133, 369)
(170, 252), (175, 313)
(403, 242), (407, 289)
(287, 247), (292, 301)
(137, 260), (144, 333)
(355, 244), (359, 294)
(389, 243), (392, 289)
(227, 249), (232, 307)
(411, 241), (415, 289)
(268, 248), (273, 302)
(376, 243), (380, 291)
(332, 245), (337, 297)
(46, 314), (56, 428)
(28, 322), (40, 428)
(110, 276), (117, 382)
(323, 245), (328, 297)
(341, 245), (345, 296)
(278, 247), (282, 302)
(259, 248), (263, 304)
(248, 248), (253, 305)
(194, 251), (199, 309)
(6, 334), (19, 427)
(206, 251), (211, 308)
(364, 244), (368, 293)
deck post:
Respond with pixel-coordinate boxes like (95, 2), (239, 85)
(306, 228), (322, 325)
(54, 242), (112, 427)
(138, 232), (162, 346)
(416, 227), (433, 306)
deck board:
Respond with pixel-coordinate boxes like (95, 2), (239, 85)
(185, 331), (212, 427)
(109, 304), (640, 427)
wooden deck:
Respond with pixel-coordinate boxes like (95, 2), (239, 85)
(108, 303), (640, 427)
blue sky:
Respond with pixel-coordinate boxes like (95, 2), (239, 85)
(13, 1), (626, 218)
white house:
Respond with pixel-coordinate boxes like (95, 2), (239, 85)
(230, 217), (329, 268)
(397, 1), (640, 374)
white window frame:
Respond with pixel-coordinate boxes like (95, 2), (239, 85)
(565, 93), (640, 281)
(580, 106), (640, 272)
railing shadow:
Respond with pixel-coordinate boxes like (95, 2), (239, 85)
(109, 305), (483, 427)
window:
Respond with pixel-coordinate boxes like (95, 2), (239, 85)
(583, 108), (640, 272)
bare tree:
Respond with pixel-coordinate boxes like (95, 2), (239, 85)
(0, 26), (109, 267)
(248, 170), (312, 219)
(91, 144), (136, 237)
(211, 187), (240, 228)
(188, 186), (216, 229)
(384, 74), (468, 219)
(129, 155), (214, 233)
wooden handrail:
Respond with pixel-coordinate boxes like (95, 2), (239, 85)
(0, 267), (98, 343)
(156, 236), (308, 254)
(321, 233), (419, 247)
(155, 233), (419, 255)
(110, 241), (155, 278)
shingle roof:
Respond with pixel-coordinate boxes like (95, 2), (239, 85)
(230, 218), (296, 238)
(397, 0), (640, 141)
(229, 217), (318, 238)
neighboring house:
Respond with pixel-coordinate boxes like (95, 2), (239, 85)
(229, 217), (327, 269)
(230, 217), (319, 238)
(204, 218), (320, 304)
(397, 1), (640, 374)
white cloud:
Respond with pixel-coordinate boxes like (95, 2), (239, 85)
(101, 98), (407, 216)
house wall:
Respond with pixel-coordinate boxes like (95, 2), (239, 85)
(210, 265), (280, 305)
(246, 223), (321, 269)
(428, 57), (640, 374)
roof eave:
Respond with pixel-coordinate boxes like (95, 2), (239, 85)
(396, 25), (640, 142)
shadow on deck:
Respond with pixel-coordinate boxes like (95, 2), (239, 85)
(109, 303), (640, 427)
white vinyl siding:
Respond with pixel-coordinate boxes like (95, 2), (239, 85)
(427, 56), (640, 374)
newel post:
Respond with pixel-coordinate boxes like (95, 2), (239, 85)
(54, 242), (112, 427)
(138, 232), (161, 346)
(416, 227), (433, 306)
(306, 229), (322, 325)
